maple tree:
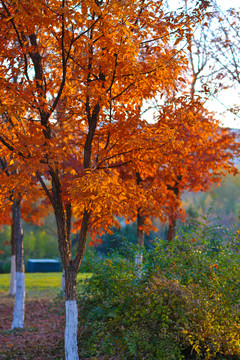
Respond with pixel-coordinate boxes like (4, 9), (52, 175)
(114, 18), (240, 245)
(163, 113), (238, 241)
(152, 9), (240, 241)
(0, 153), (25, 328)
(119, 102), (238, 243)
(0, 0), (211, 358)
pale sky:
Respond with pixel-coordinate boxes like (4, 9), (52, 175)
(207, 89), (240, 129)
(205, 0), (240, 129)
(160, 0), (240, 129)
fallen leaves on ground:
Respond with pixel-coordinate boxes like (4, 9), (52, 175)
(0, 295), (65, 359)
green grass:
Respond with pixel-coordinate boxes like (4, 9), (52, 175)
(0, 272), (92, 299)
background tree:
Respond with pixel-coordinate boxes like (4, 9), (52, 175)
(0, 153), (26, 327)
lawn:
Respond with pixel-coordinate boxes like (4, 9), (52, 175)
(0, 272), (92, 299)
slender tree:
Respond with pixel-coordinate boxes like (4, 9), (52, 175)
(11, 197), (25, 329)
(9, 223), (16, 295)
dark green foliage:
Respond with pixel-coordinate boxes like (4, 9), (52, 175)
(77, 222), (240, 360)
(78, 245), (103, 273)
(95, 222), (163, 256)
(0, 259), (11, 273)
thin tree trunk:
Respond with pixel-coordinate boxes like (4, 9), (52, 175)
(61, 268), (65, 292)
(137, 211), (145, 248)
(135, 173), (145, 272)
(135, 209), (145, 269)
(64, 263), (78, 360)
(11, 198), (25, 330)
(50, 171), (90, 359)
(9, 224), (16, 296)
(65, 299), (78, 360)
(166, 216), (177, 242)
(166, 176), (181, 242)
(0, 160), (17, 295)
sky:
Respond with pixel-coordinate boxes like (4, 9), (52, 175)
(207, 89), (240, 129)
(166, 0), (240, 129)
(204, 0), (240, 129)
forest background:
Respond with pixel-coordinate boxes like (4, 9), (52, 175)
(1, 169), (240, 272)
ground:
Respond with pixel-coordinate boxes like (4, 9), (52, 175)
(0, 294), (65, 360)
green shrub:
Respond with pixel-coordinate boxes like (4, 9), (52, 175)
(2, 260), (11, 273)
(77, 225), (240, 360)
(78, 246), (103, 273)
(77, 248), (188, 359)
(0, 259), (11, 273)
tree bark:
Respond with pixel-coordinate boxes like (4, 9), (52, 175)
(64, 262), (79, 360)
(11, 198), (25, 330)
(65, 300), (79, 360)
(135, 209), (145, 269)
(137, 210), (145, 248)
(50, 169), (91, 360)
(166, 177), (181, 242)
(61, 268), (65, 293)
(135, 173), (145, 273)
(9, 224), (16, 296)
(166, 216), (177, 242)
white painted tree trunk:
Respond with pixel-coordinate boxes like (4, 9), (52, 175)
(11, 199), (25, 330)
(61, 269), (65, 292)
(9, 255), (16, 296)
(135, 206), (145, 278)
(135, 251), (143, 277)
(135, 252), (143, 267)
(11, 272), (25, 329)
(65, 300), (79, 360)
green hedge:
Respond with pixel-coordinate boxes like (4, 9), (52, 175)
(77, 232), (240, 359)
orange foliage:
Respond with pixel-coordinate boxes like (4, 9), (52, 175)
(0, 0), (224, 266)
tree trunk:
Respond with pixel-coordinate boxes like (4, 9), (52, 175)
(166, 216), (177, 242)
(135, 173), (145, 272)
(135, 210), (145, 267)
(62, 210), (90, 360)
(61, 268), (65, 293)
(166, 177), (181, 242)
(11, 199), (25, 330)
(64, 263), (79, 360)
(9, 224), (16, 296)
(65, 299), (79, 360)
(135, 208), (145, 278)
(51, 177), (90, 360)
(53, 216), (79, 359)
